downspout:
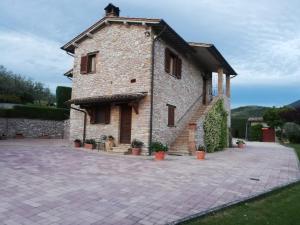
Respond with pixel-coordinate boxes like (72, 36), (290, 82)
(149, 26), (167, 155)
(70, 106), (87, 143)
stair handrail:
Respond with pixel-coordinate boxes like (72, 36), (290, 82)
(176, 94), (203, 124)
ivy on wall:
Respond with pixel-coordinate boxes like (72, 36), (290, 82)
(203, 99), (228, 152)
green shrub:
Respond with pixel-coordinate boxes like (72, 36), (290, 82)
(203, 99), (228, 153)
(56, 86), (72, 108)
(0, 105), (69, 120)
(231, 117), (247, 138)
(283, 122), (300, 143)
(149, 141), (168, 152)
(249, 124), (263, 141)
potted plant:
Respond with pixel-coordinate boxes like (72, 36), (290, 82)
(236, 140), (245, 148)
(131, 139), (144, 155)
(84, 139), (96, 149)
(74, 139), (81, 148)
(149, 141), (168, 160)
(196, 145), (206, 160)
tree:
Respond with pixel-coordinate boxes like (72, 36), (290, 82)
(263, 107), (283, 128)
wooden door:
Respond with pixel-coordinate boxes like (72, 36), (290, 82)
(120, 105), (132, 144)
(202, 78), (207, 105)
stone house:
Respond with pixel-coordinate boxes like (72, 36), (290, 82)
(62, 4), (237, 155)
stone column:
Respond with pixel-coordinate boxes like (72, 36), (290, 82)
(226, 74), (230, 98)
(218, 68), (223, 96)
(188, 123), (197, 155)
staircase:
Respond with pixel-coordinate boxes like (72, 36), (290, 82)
(168, 105), (207, 156)
(111, 144), (131, 155)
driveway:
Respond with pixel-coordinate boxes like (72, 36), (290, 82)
(0, 140), (299, 225)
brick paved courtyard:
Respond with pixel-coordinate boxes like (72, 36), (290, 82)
(0, 139), (299, 225)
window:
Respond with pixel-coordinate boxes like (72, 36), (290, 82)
(80, 52), (98, 74)
(87, 54), (96, 73)
(167, 104), (176, 127)
(165, 48), (182, 79)
(89, 105), (110, 124)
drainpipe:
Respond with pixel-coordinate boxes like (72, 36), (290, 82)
(149, 26), (167, 155)
(70, 106), (87, 143)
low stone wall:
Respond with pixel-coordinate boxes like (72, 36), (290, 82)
(0, 118), (69, 139)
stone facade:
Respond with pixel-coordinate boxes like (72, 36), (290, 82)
(0, 118), (67, 138)
(70, 24), (152, 153)
(152, 39), (211, 145)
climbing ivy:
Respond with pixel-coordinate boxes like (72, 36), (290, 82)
(203, 99), (228, 153)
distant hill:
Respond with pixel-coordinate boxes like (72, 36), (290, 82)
(289, 100), (300, 108)
(231, 106), (270, 119)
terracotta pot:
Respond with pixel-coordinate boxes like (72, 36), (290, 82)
(84, 143), (95, 149)
(238, 143), (244, 148)
(74, 141), (81, 148)
(155, 151), (165, 160)
(132, 148), (141, 155)
(196, 151), (205, 160)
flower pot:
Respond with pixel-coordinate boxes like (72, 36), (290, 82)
(74, 141), (81, 148)
(196, 151), (205, 160)
(132, 148), (141, 155)
(84, 143), (95, 150)
(238, 143), (244, 149)
(155, 151), (165, 160)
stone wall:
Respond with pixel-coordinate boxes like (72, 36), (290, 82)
(152, 39), (206, 145)
(0, 118), (68, 138)
(70, 24), (152, 152)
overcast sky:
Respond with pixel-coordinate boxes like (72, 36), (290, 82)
(0, 0), (299, 108)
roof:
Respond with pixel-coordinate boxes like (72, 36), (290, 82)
(64, 69), (73, 78)
(66, 92), (147, 106)
(189, 42), (237, 75)
(61, 16), (237, 75)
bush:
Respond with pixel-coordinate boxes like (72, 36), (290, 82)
(0, 105), (69, 121)
(231, 117), (247, 138)
(203, 99), (228, 153)
(56, 86), (72, 108)
(249, 124), (263, 141)
(149, 141), (168, 152)
(283, 122), (300, 143)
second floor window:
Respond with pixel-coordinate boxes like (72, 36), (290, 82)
(80, 52), (98, 74)
(165, 48), (182, 79)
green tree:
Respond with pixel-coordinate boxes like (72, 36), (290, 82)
(263, 107), (283, 128)
(56, 86), (72, 108)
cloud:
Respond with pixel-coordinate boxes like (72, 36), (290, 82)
(0, 30), (72, 92)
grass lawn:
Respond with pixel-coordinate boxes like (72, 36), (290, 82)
(181, 144), (300, 225)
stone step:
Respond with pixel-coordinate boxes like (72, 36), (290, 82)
(111, 144), (131, 154)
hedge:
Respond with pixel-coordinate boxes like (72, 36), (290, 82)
(231, 117), (247, 138)
(203, 99), (228, 153)
(0, 105), (69, 121)
(249, 124), (263, 141)
(56, 86), (72, 108)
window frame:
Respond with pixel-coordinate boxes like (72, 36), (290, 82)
(167, 104), (176, 127)
(90, 105), (110, 124)
(87, 53), (97, 74)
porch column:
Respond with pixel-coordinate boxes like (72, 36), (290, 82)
(217, 68), (223, 96)
(226, 74), (230, 98)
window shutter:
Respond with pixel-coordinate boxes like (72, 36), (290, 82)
(80, 55), (88, 74)
(165, 48), (171, 73)
(90, 108), (96, 124)
(104, 105), (111, 124)
(176, 57), (182, 79)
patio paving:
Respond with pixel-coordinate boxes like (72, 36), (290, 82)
(0, 139), (299, 225)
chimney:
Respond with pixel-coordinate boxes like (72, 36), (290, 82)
(104, 3), (120, 17)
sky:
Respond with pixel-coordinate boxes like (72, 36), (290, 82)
(0, 0), (299, 108)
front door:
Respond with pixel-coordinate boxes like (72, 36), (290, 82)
(120, 105), (132, 144)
